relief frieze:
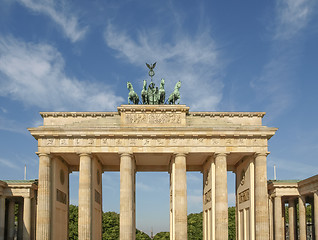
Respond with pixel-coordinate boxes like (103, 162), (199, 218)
(204, 189), (212, 204)
(124, 113), (181, 125)
(239, 189), (250, 203)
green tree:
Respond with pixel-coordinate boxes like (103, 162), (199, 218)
(136, 229), (151, 240)
(188, 212), (203, 240)
(69, 205), (78, 240)
(228, 207), (236, 240)
(153, 231), (170, 239)
(102, 211), (120, 240)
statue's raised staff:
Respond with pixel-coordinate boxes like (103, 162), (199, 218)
(168, 81), (181, 104)
(127, 82), (139, 104)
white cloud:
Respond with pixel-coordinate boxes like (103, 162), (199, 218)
(228, 192), (235, 207)
(0, 36), (123, 111)
(274, 0), (315, 40)
(16, 0), (88, 42)
(104, 23), (223, 111)
(0, 158), (20, 170)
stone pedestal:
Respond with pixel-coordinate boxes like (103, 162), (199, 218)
(215, 153), (228, 240)
(23, 197), (32, 240)
(36, 153), (52, 240)
(299, 196), (306, 240)
(120, 153), (136, 240)
(78, 153), (93, 240)
(254, 153), (269, 239)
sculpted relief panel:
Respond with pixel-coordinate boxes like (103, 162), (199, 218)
(41, 136), (267, 148)
(124, 113), (182, 125)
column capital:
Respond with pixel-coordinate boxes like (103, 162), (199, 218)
(254, 152), (270, 157)
(174, 152), (188, 157)
(119, 152), (133, 157)
(36, 152), (51, 157)
(78, 152), (91, 157)
(214, 152), (229, 157)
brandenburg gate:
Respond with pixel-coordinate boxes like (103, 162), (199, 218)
(29, 104), (277, 240)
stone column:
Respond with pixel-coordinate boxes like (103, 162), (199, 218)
(120, 153), (136, 240)
(17, 201), (23, 240)
(254, 153), (269, 239)
(215, 153), (228, 240)
(314, 191), (318, 240)
(274, 196), (283, 240)
(0, 196), (5, 240)
(299, 196), (306, 240)
(173, 153), (187, 240)
(268, 197), (273, 240)
(36, 153), (52, 240)
(288, 199), (296, 240)
(7, 200), (15, 240)
(78, 153), (92, 240)
(23, 197), (32, 240)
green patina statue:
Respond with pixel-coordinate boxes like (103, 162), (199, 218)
(126, 63), (181, 105)
(127, 82), (139, 104)
(168, 80), (181, 104)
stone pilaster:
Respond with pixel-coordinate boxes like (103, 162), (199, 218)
(215, 153), (228, 240)
(120, 153), (136, 240)
(7, 200), (15, 240)
(299, 196), (306, 240)
(314, 192), (318, 240)
(36, 153), (51, 240)
(78, 153), (92, 240)
(173, 153), (187, 240)
(288, 199), (296, 240)
(268, 197), (273, 240)
(23, 197), (32, 240)
(274, 196), (283, 240)
(0, 196), (5, 240)
(254, 153), (269, 239)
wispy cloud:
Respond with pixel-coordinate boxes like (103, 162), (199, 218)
(0, 158), (20, 170)
(251, 0), (316, 120)
(104, 23), (224, 110)
(0, 36), (123, 111)
(136, 181), (152, 192)
(274, 0), (315, 40)
(15, 0), (88, 42)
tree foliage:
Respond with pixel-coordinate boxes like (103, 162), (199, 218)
(153, 231), (170, 239)
(68, 205), (237, 240)
(228, 207), (236, 240)
(188, 212), (203, 240)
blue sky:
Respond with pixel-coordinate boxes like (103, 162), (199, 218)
(0, 0), (318, 235)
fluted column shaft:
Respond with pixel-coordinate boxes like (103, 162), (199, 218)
(120, 153), (135, 240)
(299, 196), (306, 240)
(274, 196), (283, 240)
(314, 192), (318, 240)
(288, 199), (296, 240)
(0, 196), (5, 240)
(23, 197), (32, 240)
(7, 200), (15, 240)
(254, 153), (269, 239)
(36, 153), (51, 240)
(174, 153), (187, 240)
(215, 153), (228, 240)
(78, 153), (92, 240)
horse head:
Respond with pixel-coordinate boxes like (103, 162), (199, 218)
(175, 81), (181, 90)
(127, 82), (131, 89)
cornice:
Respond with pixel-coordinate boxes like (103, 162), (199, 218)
(40, 112), (118, 118)
(190, 112), (266, 118)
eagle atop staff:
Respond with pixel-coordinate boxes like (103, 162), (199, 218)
(146, 62), (156, 78)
